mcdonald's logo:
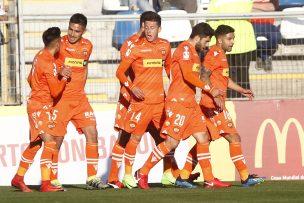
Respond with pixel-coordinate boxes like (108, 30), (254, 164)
(255, 118), (304, 168)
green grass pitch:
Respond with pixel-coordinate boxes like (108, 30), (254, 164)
(1, 181), (304, 203)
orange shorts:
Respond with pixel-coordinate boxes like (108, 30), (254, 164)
(200, 105), (238, 141)
(53, 96), (96, 135)
(114, 98), (130, 132)
(27, 100), (64, 142)
(160, 102), (207, 141)
(124, 102), (165, 136)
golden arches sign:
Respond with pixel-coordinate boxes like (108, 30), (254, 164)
(255, 118), (304, 168)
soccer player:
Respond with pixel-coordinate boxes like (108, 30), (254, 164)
(108, 11), (176, 188)
(49, 13), (109, 190)
(134, 22), (230, 190)
(115, 11), (172, 189)
(11, 27), (71, 192)
(180, 24), (265, 187)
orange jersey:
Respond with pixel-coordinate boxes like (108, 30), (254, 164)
(116, 37), (171, 104)
(200, 45), (229, 108)
(167, 41), (209, 107)
(27, 49), (66, 104)
(118, 33), (140, 103)
(55, 35), (93, 100)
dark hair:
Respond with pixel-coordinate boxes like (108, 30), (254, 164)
(214, 25), (235, 39)
(141, 11), (161, 26)
(42, 27), (61, 47)
(69, 13), (87, 28)
(190, 22), (214, 39)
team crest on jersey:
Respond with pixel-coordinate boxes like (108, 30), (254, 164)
(161, 49), (166, 56)
(82, 48), (89, 57)
(183, 46), (190, 60)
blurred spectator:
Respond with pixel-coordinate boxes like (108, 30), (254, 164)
(208, 0), (256, 98)
(251, 0), (281, 71)
(153, 0), (198, 13)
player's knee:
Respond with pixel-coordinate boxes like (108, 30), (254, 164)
(225, 133), (241, 143)
(83, 126), (98, 142)
(165, 136), (179, 151)
(118, 131), (131, 147)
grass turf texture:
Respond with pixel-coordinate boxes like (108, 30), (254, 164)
(1, 181), (303, 203)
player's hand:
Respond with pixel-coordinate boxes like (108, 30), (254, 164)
(60, 66), (72, 79)
(214, 97), (224, 111)
(131, 86), (145, 101)
(241, 89), (254, 100)
(210, 88), (224, 98)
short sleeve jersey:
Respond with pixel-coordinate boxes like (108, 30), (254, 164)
(28, 49), (59, 104)
(166, 41), (201, 107)
(125, 37), (171, 104)
(55, 35), (93, 100)
(200, 45), (229, 108)
(118, 33), (141, 102)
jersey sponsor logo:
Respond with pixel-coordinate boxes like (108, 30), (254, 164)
(222, 68), (229, 77)
(64, 57), (85, 67)
(255, 118), (304, 168)
(143, 59), (163, 67)
(192, 63), (200, 72)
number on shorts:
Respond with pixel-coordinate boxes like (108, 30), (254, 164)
(131, 112), (141, 122)
(46, 110), (58, 121)
(174, 114), (185, 126)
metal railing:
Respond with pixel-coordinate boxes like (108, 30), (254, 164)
(10, 11), (304, 104)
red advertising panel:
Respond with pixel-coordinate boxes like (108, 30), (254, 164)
(234, 100), (304, 181)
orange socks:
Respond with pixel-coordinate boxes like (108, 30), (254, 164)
(50, 149), (59, 181)
(163, 150), (174, 174)
(124, 137), (139, 175)
(230, 142), (249, 181)
(140, 142), (170, 175)
(180, 145), (198, 179)
(17, 142), (42, 176)
(196, 143), (214, 182)
(108, 143), (125, 182)
(86, 142), (99, 177)
(40, 142), (56, 181)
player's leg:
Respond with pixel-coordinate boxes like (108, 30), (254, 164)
(82, 125), (109, 189)
(137, 136), (179, 189)
(147, 123), (177, 186)
(107, 129), (130, 188)
(71, 98), (108, 189)
(121, 103), (151, 189)
(11, 139), (42, 192)
(39, 133), (64, 192)
(224, 133), (265, 187)
(50, 136), (65, 190)
(192, 132), (231, 188)
(108, 100), (131, 188)
(178, 144), (200, 181)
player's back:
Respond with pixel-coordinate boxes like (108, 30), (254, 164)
(166, 41), (200, 107)
(55, 35), (93, 100)
(28, 49), (57, 104)
(127, 37), (171, 104)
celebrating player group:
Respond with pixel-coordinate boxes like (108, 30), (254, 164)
(11, 11), (265, 192)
